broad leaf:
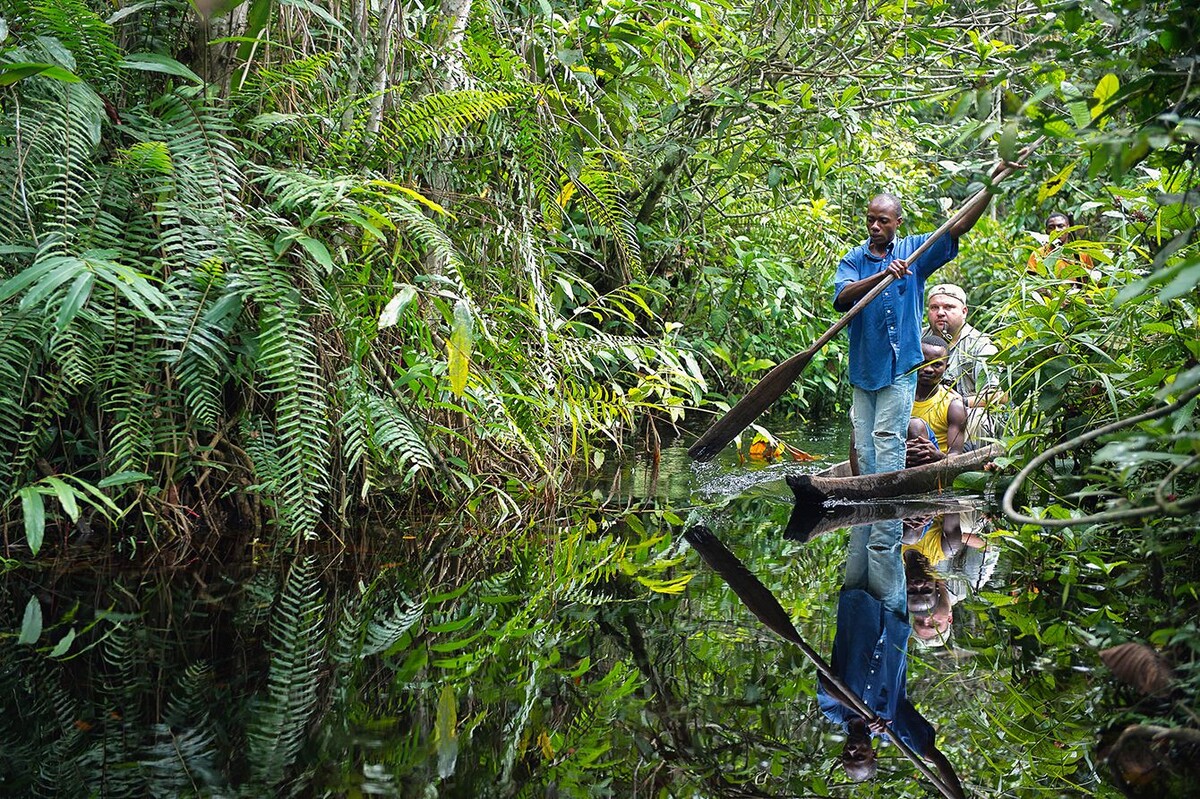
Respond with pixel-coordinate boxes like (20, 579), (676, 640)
(434, 683), (459, 778)
(18, 596), (42, 645)
(19, 486), (45, 556)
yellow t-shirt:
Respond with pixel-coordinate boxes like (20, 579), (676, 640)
(903, 518), (948, 567)
(911, 384), (961, 452)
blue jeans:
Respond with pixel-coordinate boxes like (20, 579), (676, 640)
(843, 520), (907, 615)
(851, 371), (918, 475)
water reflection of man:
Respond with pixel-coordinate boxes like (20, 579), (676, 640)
(817, 520), (965, 796)
(903, 513), (984, 643)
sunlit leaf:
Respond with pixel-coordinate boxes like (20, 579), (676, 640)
(1092, 73), (1119, 107)
(447, 300), (473, 397)
(1037, 161), (1077, 203)
(378, 285), (417, 329)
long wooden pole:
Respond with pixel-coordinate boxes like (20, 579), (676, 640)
(684, 525), (962, 798)
(688, 138), (1046, 462)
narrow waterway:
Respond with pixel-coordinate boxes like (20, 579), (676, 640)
(0, 426), (1188, 798)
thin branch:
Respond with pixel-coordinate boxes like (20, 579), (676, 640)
(1001, 383), (1200, 527)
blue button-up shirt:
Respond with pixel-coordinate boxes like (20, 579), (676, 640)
(817, 589), (935, 756)
(833, 233), (958, 391)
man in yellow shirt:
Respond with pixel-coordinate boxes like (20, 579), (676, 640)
(905, 336), (966, 467)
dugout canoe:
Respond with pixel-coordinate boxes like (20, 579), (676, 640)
(787, 443), (1002, 505)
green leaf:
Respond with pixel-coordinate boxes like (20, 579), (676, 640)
(296, 236), (333, 271)
(55, 272), (95, 332)
(1158, 260), (1200, 301)
(998, 121), (1019, 161)
(434, 683), (459, 778)
(19, 486), (45, 556)
(43, 477), (80, 522)
(119, 53), (205, 85)
(237, 0), (275, 64)
(447, 300), (473, 397)
(379, 285), (417, 329)
(49, 628), (76, 657)
(1041, 119), (1074, 139)
(0, 62), (80, 86)
(97, 471), (152, 489)
(18, 596), (42, 645)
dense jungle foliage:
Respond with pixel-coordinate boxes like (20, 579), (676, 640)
(1, 0), (1199, 796)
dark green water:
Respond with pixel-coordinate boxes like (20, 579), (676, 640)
(2, 430), (1195, 798)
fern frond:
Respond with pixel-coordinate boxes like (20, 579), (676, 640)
(98, 337), (156, 475)
(570, 163), (642, 278)
(236, 232), (331, 541)
(0, 310), (48, 485)
(142, 662), (221, 795)
(378, 89), (518, 153)
(24, 0), (121, 90)
(246, 557), (326, 791)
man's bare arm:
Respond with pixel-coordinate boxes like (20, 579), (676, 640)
(834, 258), (910, 312)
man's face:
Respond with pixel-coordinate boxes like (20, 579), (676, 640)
(1046, 214), (1070, 241)
(866, 200), (901, 249)
(841, 737), (877, 780)
(927, 295), (967, 337)
(917, 344), (948, 388)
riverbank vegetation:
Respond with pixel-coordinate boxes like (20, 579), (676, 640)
(1, 0), (1196, 550)
(2, 0), (1198, 796)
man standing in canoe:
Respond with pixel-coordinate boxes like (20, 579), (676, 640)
(833, 183), (1000, 475)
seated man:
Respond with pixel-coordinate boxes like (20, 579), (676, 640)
(905, 336), (967, 467)
(924, 284), (1001, 442)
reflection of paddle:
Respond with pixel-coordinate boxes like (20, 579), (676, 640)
(684, 525), (961, 799)
(687, 140), (1044, 462)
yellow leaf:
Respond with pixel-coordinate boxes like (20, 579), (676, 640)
(1037, 161), (1077, 203)
(556, 181), (576, 209)
(636, 573), (695, 595)
(447, 300), (473, 397)
(538, 730), (555, 759)
(1092, 73), (1119, 107)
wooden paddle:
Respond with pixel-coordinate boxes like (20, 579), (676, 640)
(687, 140), (1045, 462)
(684, 525), (963, 798)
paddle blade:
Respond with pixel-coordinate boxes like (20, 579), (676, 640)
(684, 525), (805, 647)
(688, 350), (815, 461)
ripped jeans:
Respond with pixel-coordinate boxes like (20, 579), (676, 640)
(843, 520), (906, 614)
(850, 371), (918, 476)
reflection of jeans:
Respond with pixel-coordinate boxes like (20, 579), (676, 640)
(843, 520), (906, 616)
(850, 371), (918, 475)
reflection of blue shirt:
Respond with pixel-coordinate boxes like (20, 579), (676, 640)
(833, 233), (958, 391)
(817, 589), (935, 755)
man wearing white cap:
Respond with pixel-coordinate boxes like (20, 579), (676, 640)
(924, 283), (1000, 438)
